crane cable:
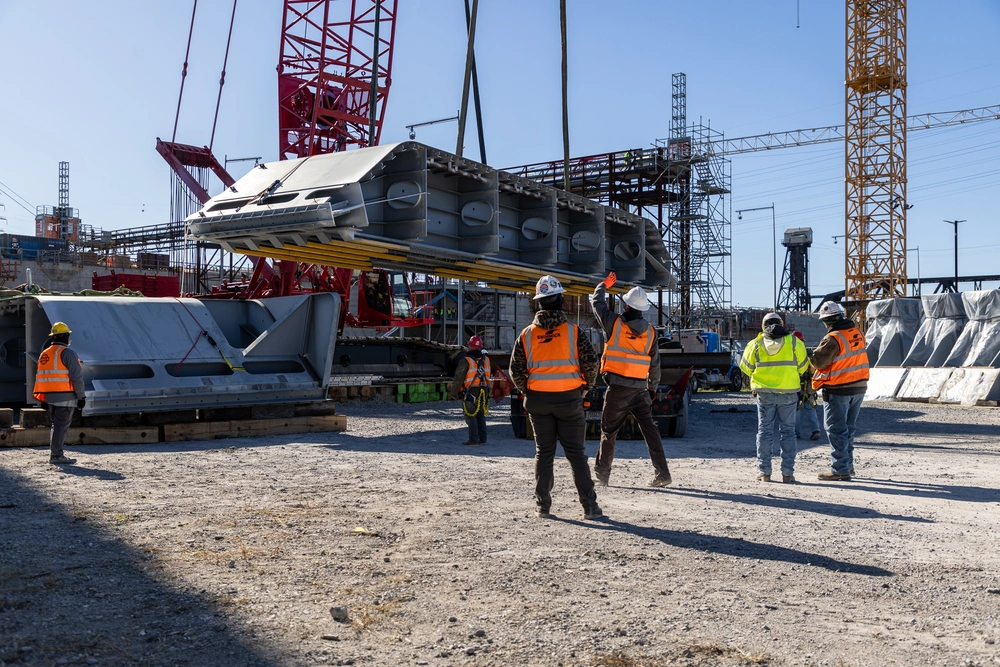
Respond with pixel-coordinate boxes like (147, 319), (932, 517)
(210, 0), (239, 152)
(172, 0), (199, 144)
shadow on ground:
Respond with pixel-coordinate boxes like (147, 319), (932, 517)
(0, 468), (278, 667)
(551, 516), (894, 577)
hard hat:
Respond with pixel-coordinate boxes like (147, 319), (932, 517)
(762, 312), (783, 326)
(622, 286), (650, 311)
(468, 335), (484, 350)
(818, 301), (846, 322)
(533, 275), (566, 300)
(50, 322), (71, 336)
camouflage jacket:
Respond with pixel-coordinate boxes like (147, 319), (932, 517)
(509, 309), (600, 393)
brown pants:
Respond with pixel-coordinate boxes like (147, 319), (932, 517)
(595, 385), (670, 476)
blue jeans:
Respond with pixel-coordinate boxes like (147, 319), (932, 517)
(823, 393), (864, 475)
(796, 401), (821, 438)
(755, 393), (798, 476)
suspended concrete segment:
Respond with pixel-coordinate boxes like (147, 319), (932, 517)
(186, 142), (676, 296)
(3, 294), (340, 415)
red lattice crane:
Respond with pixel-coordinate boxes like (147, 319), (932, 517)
(278, 0), (398, 157)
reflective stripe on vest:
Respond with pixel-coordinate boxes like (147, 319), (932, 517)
(812, 327), (870, 390)
(522, 322), (585, 392)
(462, 355), (491, 390)
(600, 317), (653, 379)
(742, 334), (806, 394)
(33, 344), (74, 400)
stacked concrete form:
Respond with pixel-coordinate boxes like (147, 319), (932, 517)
(863, 291), (1000, 406)
(186, 142), (676, 297)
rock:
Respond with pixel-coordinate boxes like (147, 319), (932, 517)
(465, 647), (477, 656)
(474, 629), (486, 638)
(330, 606), (350, 622)
(449, 616), (458, 623)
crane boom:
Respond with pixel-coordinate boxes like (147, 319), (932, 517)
(688, 103), (1000, 156)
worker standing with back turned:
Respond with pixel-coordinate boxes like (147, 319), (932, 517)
(590, 271), (672, 488)
(509, 276), (604, 520)
(811, 301), (870, 481)
(739, 312), (809, 483)
(32, 322), (86, 465)
(448, 335), (491, 446)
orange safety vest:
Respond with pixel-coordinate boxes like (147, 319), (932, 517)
(600, 317), (654, 379)
(33, 344), (75, 400)
(521, 322), (585, 392)
(461, 355), (492, 390)
(812, 326), (870, 390)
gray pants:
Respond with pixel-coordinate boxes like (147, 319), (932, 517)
(48, 405), (75, 458)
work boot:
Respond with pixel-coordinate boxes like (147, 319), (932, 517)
(782, 475), (796, 484)
(583, 503), (605, 521)
(649, 470), (672, 488)
(817, 471), (851, 481)
(461, 440), (479, 446)
(49, 456), (76, 465)
(593, 467), (610, 487)
(810, 430), (821, 441)
(757, 473), (771, 482)
(536, 508), (551, 519)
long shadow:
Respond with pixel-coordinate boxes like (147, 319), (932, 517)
(642, 486), (932, 522)
(859, 405), (1000, 439)
(550, 516), (894, 577)
(0, 468), (278, 666)
(845, 478), (1000, 503)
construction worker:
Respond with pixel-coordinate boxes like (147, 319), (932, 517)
(739, 312), (809, 483)
(792, 329), (822, 441)
(812, 301), (870, 481)
(590, 271), (672, 488)
(32, 321), (86, 465)
(509, 275), (604, 520)
(448, 335), (491, 446)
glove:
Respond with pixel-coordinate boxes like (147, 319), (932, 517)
(600, 271), (617, 290)
(77, 398), (86, 410)
(40, 401), (49, 410)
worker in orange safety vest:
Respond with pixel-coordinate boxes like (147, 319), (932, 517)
(590, 271), (672, 488)
(32, 321), (86, 465)
(811, 301), (870, 481)
(509, 275), (604, 520)
(448, 335), (492, 445)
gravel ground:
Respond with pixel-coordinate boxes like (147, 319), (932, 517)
(1, 392), (999, 667)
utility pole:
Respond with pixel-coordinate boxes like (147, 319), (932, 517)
(943, 219), (966, 292)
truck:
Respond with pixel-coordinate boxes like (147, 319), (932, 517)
(660, 329), (744, 392)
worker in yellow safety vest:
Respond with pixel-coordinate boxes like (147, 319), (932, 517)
(509, 275), (604, 520)
(590, 271), (672, 488)
(448, 335), (492, 445)
(32, 321), (86, 465)
(739, 312), (810, 483)
(811, 301), (870, 482)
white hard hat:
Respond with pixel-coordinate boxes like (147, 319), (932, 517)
(622, 286), (649, 311)
(762, 312), (783, 325)
(533, 275), (567, 300)
(818, 301), (846, 322)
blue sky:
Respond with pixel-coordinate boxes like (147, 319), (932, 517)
(0, 1), (998, 307)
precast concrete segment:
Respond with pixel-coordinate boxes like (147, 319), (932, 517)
(186, 142), (677, 294)
(7, 294), (340, 415)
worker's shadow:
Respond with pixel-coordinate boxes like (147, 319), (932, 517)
(556, 516), (893, 577)
(643, 486), (932, 522)
(841, 478), (1000, 503)
(43, 464), (125, 481)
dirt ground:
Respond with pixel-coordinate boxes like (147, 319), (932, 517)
(1, 392), (999, 667)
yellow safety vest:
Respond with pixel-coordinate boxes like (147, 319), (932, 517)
(738, 333), (808, 394)
(600, 318), (654, 379)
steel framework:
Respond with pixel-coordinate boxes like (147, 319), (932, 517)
(777, 227), (812, 312)
(844, 0), (907, 312)
(278, 0), (398, 158)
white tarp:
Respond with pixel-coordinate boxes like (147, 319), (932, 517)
(895, 367), (954, 401)
(944, 290), (1000, 367)
(901, 293), (967, 367)
(936, 368), (1000, 407)
(864, 367), (908, 402)
(865, 298), (924, 367)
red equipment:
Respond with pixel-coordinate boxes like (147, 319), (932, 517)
(278, 0), (398, 157)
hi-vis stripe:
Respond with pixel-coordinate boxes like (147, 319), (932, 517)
(814, 330), (869, 380)
(603, 320), (654, 362)
(753, 336), (803, 368)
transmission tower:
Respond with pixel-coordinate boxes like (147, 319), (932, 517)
(845, 0), (907, 315)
